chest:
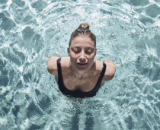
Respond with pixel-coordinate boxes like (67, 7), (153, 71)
(62, 71), (100, 92)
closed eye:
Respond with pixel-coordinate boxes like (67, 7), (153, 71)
(85, 51), (92, 54)
(74, 50), (81, 53)
(72, 48), (81, 53)
(85, 48), (94, 54)
(71, 47), (94, 54)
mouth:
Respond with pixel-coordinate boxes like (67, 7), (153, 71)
(77, 63), (87, 66)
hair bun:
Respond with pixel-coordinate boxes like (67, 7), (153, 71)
(78, 23), (89, 30)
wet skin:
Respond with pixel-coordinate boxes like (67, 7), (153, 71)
(47, 36), (116, 92)
(68, 36), (97, 77)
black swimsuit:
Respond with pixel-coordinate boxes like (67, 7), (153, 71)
(57, 57), (106, 98)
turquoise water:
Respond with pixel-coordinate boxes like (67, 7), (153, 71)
(0, 0), (160, 129)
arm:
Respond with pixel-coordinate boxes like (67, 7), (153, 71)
(47, 53), (61, 76)
(102, 58), (116, 81)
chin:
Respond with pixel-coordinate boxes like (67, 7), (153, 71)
(76, 65), (89, 71)
(77, 67), (87, 71)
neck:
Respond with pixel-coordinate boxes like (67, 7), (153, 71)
(70, 64), (92, 79)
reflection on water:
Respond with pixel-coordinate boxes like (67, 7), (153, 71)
(84, 112), (94, 130)
(70, 112), (94, 130)
(0, 0), (160, 129)
(71, 114), (79, 130)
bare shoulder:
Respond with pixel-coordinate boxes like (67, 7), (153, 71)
(47, 56), (70, 76)
(102, 58), (116, 81)
(94, 60), (103, 72)
(47, 56), (59, 76)
(61, 57), (70, 68)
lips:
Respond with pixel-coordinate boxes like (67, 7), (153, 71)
(77, 63), (87, 66)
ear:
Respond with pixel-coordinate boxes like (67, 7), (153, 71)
(67, 48), (70, 56)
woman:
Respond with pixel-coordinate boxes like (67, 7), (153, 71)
(47, 23), (116, 98)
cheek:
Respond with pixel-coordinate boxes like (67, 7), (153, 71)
(85, 56), (94, 63)
(88, 53), (95, 59)
(70, 53), (78, 62)
(70, 52), (78, 58)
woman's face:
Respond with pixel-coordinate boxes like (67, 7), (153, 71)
(68, 36), (96, 71)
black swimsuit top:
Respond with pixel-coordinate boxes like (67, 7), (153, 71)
(57, 57), (106, 98)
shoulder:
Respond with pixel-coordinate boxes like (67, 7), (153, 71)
(95, 59), (116, 81)
(60, 57), (70, 68)
(103, 59), (116, 81)
(47, 57), (70, 76)
(47, 56), (59, 76)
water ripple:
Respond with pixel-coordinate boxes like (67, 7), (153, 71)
(0, 0), (160, 130)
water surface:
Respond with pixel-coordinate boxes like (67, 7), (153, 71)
(0, 0), (160, 130)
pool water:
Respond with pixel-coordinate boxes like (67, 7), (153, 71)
(0, 0), (160, 130)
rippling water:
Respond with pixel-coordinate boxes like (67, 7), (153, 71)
(0, 0), (160, 130)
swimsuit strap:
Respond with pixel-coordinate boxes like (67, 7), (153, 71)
(57, 57), (107, 97)
(57, 57), (65, 93)
(99, 62), (106, 83)
(57, 57), (62, 81)
(92, 62), (106, 92)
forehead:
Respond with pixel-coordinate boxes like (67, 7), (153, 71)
(70, 36), (95, 48)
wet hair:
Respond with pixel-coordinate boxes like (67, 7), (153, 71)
(69, 23), (96, 47)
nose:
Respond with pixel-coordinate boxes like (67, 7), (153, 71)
(79, 50), (86, 61)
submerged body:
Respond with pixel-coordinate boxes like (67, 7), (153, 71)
(47, 23), (116, 98)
